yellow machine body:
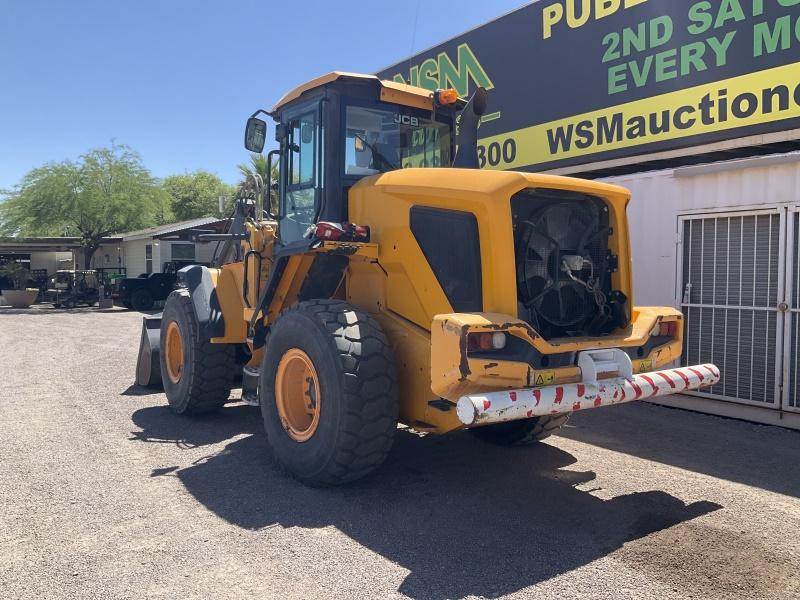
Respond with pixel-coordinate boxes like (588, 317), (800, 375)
(202, 168), (683, 435)
(141, 71), (715, 487)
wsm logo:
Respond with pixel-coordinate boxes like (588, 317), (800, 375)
(389, 43), (494, 98)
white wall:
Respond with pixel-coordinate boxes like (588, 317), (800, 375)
(123, 239), (151, 276)
(123, 238), (215, 274)
(152, 241), (163, 273)
(194, 241), (217, 265)
(604, 155), (800, 309)
(30, 252), (73, 273)
(89, 244), (124, 271)
(152, 240), (217, 267)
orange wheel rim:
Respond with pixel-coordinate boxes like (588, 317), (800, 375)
(165, 321), (184, 384)
(275, 348), (321, 442)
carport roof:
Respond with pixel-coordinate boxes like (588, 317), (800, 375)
(0, 237), (83, 253)
(120, 217), (228, 241)
(0, 217), (228, 251)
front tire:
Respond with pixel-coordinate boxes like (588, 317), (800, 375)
(259, 300), (399, 486)
(469, 414), (570, 446)
(160, 289), (235, 415)
(131, 289), (154, 311)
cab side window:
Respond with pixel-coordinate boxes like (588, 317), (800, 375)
(290, 113), (316, 185)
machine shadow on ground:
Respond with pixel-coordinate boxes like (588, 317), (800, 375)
(560, 402), (800, 498)
(0, 306), (152, 315)
(131, 403), (720, 599)
(121, 384), (165, 397)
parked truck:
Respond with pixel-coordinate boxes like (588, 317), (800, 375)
(115, 261), (205, 311)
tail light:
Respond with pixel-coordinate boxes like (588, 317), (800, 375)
(467, 332), (507, 352)
(651, 320), (678, 338)
(311, 222), (370, 242)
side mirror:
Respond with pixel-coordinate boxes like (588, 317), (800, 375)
(354, 135), (366, 153)
(244, 117), (267, 153)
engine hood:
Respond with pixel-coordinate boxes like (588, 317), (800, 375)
(347, 167), (635, 332)
(351, 167), (631, 214)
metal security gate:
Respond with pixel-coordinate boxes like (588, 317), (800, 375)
(782, 208), (800, 413)
(678, 210), (785, 409)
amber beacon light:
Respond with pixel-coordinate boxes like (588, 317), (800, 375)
(434, 88), (459, 106)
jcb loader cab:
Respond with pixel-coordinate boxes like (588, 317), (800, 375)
(136, 72), (718, 486)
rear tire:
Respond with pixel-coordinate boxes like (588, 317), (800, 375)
(469, 414), (570, 446)
(131, 289), (154, 311)
(122, 300), (132, 309)
(259, 300), (399, 486)
(160, 289), (235, 415)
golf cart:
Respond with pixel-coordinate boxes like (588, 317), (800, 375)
(47, 270), (100, 308)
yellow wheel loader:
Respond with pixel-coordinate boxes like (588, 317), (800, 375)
(136, 72), (719, 486)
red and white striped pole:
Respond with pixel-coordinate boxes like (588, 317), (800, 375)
(456, 364), (720, 427)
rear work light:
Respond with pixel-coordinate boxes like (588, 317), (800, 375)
(651, 320), (678, 338)
(467, 332), (507, 352)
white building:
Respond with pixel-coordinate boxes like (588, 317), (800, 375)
(90, 217), (228, 276)
(599, 152), (800, 429)
(1, 218), (228, 285)
(0, 237), (78, 277)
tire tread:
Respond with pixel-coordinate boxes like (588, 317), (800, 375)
(163, 289), (234, 415)
(470, 413), (570, 446)
(264, 299), (398, 485)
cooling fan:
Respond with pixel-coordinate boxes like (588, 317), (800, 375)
(516, 201), (604, 334)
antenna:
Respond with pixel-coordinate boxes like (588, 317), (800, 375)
(406, 0), (421, 84)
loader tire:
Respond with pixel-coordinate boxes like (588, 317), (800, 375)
(259, 300), (399, 486)
(131, 289), (154, 312)
(469, 414), (570, 446)
(160, 289), (234, 415)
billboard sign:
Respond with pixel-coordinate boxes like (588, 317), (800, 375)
(378, 0), (800, 172)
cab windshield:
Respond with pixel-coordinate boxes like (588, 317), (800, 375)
(344, 104), (452, 175)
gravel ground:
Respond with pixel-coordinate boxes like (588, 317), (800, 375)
(1, 306), (799, 600)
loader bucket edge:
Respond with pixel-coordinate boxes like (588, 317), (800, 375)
(135, 313), (163, 388)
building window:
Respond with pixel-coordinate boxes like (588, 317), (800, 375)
(145, 244), (153, 274)
(171, 243), (195, 262)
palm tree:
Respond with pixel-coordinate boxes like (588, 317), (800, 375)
(237, 153), (279, 217)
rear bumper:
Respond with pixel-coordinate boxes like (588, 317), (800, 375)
(431, 311), (685, 402)
(456, 363), (720, 426)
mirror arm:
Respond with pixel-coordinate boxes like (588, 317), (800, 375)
(249, 108), (274, 120)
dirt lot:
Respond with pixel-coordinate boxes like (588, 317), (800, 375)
(1, 306), (799, 600)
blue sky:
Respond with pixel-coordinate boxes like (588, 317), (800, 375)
(0, 0), (526, 191)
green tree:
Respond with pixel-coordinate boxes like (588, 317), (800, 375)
(0, 144), (166, 267)
(237, 153), (279, 216)
(162, 170), (236, 221)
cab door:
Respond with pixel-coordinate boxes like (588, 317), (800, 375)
(279, 106), (321, 243)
